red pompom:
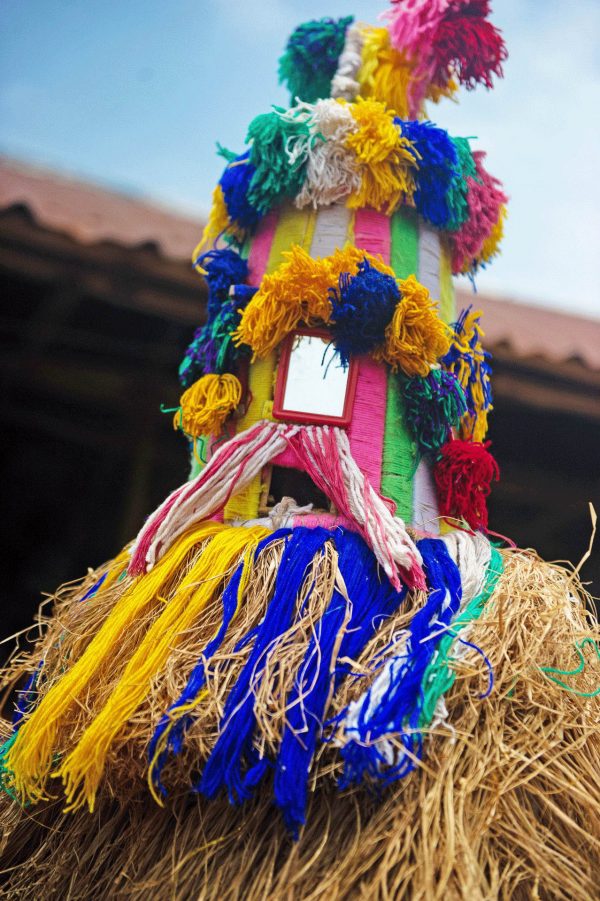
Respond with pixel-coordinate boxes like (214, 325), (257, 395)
(434, 437), (499, 530)
(432, 0), (507, 91)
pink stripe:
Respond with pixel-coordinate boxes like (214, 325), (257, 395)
(293, 513), (356, 530)
(347, 356), (387, 492)
(246, 210), (279, 285)
(271, 444), (301, 469)
(346, 209), (391, 494)
(353, 208), (391, 264)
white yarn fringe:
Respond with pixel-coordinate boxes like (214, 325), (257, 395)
(129, 420), (422, 589)
(276, 99), (361, 209)
(331, 22), (364, 101)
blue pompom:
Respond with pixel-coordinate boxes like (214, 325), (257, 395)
(218, 149), (262, 231)
(396, 119), (459, 229)
(329, 259), (399, 367)
(193, 247), (248, 319)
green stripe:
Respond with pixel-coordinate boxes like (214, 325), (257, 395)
(390, 206), (419, 278)
(381, 209), (419, 519)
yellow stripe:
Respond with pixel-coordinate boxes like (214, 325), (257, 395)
(439, 238), (456, 325)
(224, 205), (316, 521)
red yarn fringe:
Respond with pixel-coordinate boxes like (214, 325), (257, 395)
(434, 437), (499, 530)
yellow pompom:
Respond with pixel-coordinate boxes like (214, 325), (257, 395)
(177, 374), (242, 438)
(345, 97), (418, 212)
(358, 26), (413, 120)
(374, 275), (450, 377)
(234, 244), (396, 358)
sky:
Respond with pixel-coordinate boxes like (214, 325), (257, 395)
(1, 0), (599, 316)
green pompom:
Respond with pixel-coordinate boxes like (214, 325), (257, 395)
(278, 17), (353, 104)
(246, 108), (312, 213)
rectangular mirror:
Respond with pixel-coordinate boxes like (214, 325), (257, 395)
(273, 329), (358, 426)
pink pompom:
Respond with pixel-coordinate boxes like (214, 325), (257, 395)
(450, 151), (508, 274)
(380, 0), (507, 114)
(382, 0), (449, 58)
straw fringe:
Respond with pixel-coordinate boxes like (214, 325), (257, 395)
(1, 546), (598, 899)
(1, 547), (598, 898)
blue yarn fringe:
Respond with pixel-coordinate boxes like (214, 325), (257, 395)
(12, 661), (43, 728)
(148, 529), (290, 797)
(180, 248), (249, 386)
(274, 528), (407, 837)
(339, 538), (462, 789)
(200, 527), (332, 804)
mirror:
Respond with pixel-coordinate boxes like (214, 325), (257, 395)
(273, 330), (358, 426)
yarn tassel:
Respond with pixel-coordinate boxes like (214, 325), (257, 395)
(395, 118), (459, 229)
(176, 373), (242, 439)
(3, 522), (224, 805)
(218, 149), (262, 232)
(234, 244), (395, 359)
(403, 369), (467, 458)
(246, 108), (313, 214)
(147, 529), (290, 801)
(56, 524), (270, 813)
(434, 437), (499, 530)
(450, 151), (508, 275)
(200, 527), (332, 804)
(338, 538), (461, 787)
(329, 258), (399, 366)
(441, 306), (493, 441)
(274, 528), (407, 836)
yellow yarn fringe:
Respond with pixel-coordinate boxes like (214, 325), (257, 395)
(345, 97), (418, 212)
(57, 524), (269, 813)
(147, 536), (258, 804)
(449, 308), (492, 442)
(177, 374), (242, 438)
(193, 186), (231, 260)
(358, 26), (413, 121)
(234, 244), (395, 358)
(473, 203), (507, 272)
(425, 76), (458, 106)
(374, 275), (451, 377)
(5, 522), (224, 806)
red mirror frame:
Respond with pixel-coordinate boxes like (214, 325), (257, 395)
(272, 328), (359, 427)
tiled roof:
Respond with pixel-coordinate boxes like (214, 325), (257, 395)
(456, 289), (600, 372)
(0, 156), (202, 261)
(2, 156), (598, 371)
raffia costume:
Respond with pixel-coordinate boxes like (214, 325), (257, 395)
(1, 4), (598, 898)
